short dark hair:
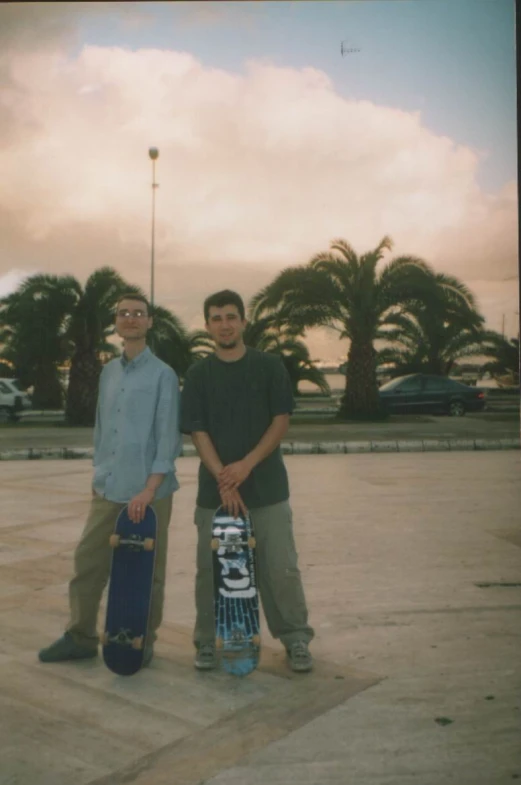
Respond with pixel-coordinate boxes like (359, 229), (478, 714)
(116, 293), (150, 314)
(204, 289), (245, 322)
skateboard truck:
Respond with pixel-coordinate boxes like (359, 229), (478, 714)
(109, 534), (155, 551)
(101, 629), (144, 649)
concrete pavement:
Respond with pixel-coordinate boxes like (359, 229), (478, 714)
(0, 451), (520, 784)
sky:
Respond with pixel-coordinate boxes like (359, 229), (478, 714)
(0, 0), (518, 360)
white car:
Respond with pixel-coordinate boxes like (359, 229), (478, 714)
(0, 378), (32, 422)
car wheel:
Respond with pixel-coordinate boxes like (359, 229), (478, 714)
(449, 400), (465, 417)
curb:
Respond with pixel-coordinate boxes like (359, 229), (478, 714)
(0, 438), (519, 461)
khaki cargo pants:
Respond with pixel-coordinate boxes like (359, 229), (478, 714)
(193, 500), (314, 650)
(66, 492), (173, 648)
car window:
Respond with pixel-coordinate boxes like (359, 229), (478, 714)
(0, 381), (12, 394)
(379, 376), (421, 391)
(379, 377), (404, 391)
(424, 377), (448, 391)
(398, 377), (423, 392)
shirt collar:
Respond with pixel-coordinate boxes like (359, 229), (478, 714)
(120, 345), (152, 369)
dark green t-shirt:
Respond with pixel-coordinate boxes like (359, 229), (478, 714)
(180, 347), (294, 509)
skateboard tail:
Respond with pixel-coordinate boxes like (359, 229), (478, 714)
(222, 652), (259, 677)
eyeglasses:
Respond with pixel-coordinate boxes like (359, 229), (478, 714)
(116, 309), (148, 319)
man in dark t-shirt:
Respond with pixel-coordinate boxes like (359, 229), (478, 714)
(180, 289), (314, 672)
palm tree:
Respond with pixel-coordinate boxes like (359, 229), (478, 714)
(65, 267), (139, 425)
(0, 361), (14, 378)
(67, 277), (214, 423)
(0, 275), (78, 408)
(250, 236), (441, 420)
(0, 269), (217, 424)
(148, 305), (213, 380)
(244, 315), (330, 396)
(0, 268), (139, 422)
(376, 273), (486, 377)
(479, 333), (520, 386)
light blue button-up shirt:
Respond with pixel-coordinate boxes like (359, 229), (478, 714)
(92, 346), (182, 503)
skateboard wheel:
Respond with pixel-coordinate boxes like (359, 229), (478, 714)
(252, 634), (261, 646)
(211, 538), (220, 551)
(132, 636), (144, 650)
(109, 534), (120, 548)
(248, 536), (256, 549)
(143, 538), (155, 551)
(215, 637), (223, 649)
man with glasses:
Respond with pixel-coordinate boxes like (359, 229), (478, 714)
(38, 293), (182, 667)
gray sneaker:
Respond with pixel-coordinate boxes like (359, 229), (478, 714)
(194, 643), (217, 670)
(287, 641), (313, 672)
(38, 632), (98, 663)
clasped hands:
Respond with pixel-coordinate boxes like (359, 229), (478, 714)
(218, 458), (253, 518)
(125, 461), (253, 523)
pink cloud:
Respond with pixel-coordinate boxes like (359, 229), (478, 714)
(0, 43), (518, 356)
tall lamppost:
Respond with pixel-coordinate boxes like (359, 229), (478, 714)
(148, 147), (159, 308)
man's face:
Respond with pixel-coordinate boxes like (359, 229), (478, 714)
(115, 299), (152, 341)
(206, 304), (246, 350)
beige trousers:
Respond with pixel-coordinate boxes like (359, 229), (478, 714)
(66, 493), (173, 648)
(193, 500), (314, 649)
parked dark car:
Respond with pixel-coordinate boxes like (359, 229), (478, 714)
(378, 373), (486, 416)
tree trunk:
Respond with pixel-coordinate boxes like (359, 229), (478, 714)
(338, 339), (386, 420)
(32, 366), (64, 409)
(426, 356), (444, 375)
(65, 351), (102, 426)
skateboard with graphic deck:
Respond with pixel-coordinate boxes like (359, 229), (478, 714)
(211, 506), (261, 676)
(101, 504), (157, 676)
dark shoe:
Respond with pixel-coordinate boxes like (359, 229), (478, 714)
(142, 646), (154, 667)
(286, 641), (313, 672)
(38, 633), (98, 663)
(194, 643), (216, 670)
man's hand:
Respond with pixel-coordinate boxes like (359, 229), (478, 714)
(128, 488), (155, 523)
(220, 487), (248, 519)
(218, 459), (253, 492)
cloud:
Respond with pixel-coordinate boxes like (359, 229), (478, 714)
(428, 180), (518, 285)
(0, 268), (32, 298)
(0, 2), (150, 145)
(0, 3), (81, 51)
(0, 42), (518, 356)
(0, 3), (151, 51)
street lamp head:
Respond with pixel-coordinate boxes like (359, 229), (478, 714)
(148, 147), (159, 160)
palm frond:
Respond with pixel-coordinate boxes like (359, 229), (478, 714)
(248, 266), (346, 329)
(432, 272), (479, 309)
(328, 239), (359, 265)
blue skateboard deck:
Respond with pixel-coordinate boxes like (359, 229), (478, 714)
(211, 506), (260, 676)
(102, 505), (157, 676)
